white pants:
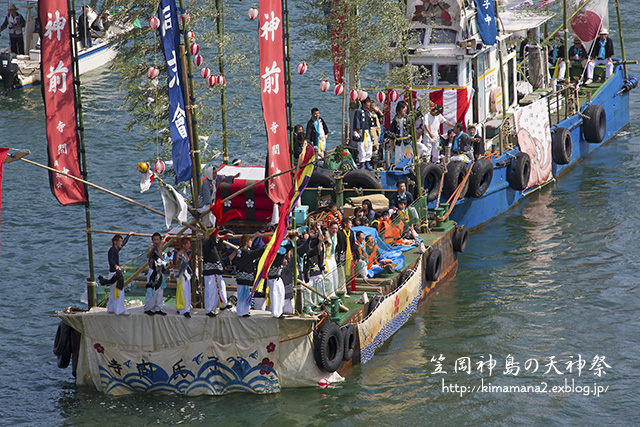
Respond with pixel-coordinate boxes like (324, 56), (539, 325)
(324, 257), (338, 296)
(283, 298), (294, 314)
(144, 286), (164, 312)
(204, 274), (228, 313)
(424, 136), (441, 162)
(587, 59), (613, 80)
(358, 130), (373, 163)
(107, 272), (127, 315)
(254, 297), (267, 311)
(177, 275), (191, 315)
(268, 277), (285, 318)
(236, 284), (251, 316)
(305, 274), (324, 307)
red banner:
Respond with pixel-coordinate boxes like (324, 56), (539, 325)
(331, 0), (346, 84)
(259, 0), (291, 204)
(40, 0), (86, 205)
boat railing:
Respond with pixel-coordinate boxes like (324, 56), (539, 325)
(545, 85), (578, 127)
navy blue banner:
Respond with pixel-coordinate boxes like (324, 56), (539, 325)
(474, 0), (498, 46)
(158, 0), (192, 183)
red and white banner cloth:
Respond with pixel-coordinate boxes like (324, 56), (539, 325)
(569, 0), (610, 53)
(259, 0), (291, 204)
(514, 98), (553, 188)
(384, 85), (473, 133)
(39, 0), (86, 205)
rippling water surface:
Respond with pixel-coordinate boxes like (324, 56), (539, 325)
(1, 2), (640, 426)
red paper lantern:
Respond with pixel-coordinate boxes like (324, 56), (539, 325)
(189, 43), (200, 56)
(148, 16), (160, 30)
(217, 75), (226, 86)
(376, 91), (386, 103)
(358, 90), (368, 101)
(248, 8), (258, 20)
(193, 54), (203, 67)
(334, 84), (344, 96)
(320, 80), (330, 92)
(389, 90), (399, 103)
(208, 75), (217, 86)
(154, 160), (166, 174)
(179, 13), (190, 26)
(200, 67), (211, 79)
(296, 62), (307, 75)
(187, 31), (195, 42)
(349, 89), (359, 102)
(318, 378), (330, 389)
(147, 66), (159, 80)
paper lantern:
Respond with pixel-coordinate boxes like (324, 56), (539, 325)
(208, 75), (217, 86)
(154, 160), (166, 174)
(296, 62), (307, 75)
(376, 91), (386, 103)
(389, 90), (399, 102)
(358, 90), (368, 101)
(187, 31), (195, 42)
(318, 378), (330, 389)
(334, 84), (344, 96)
(189, 43), (200, 56)
(148, 16), (160, 30)
(349, 89), (359, 102)
(192, 54), (203, 67)
(217, 75), (226, 85)
(147, 66), (159, 80)
(200, 67), (211, 79)
(320, 80), (330, 92)
(179, 13), (190, 26)
(248, 8), (258, 20)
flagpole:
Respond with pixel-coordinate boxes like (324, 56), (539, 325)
(70, 0), (96, 307)
(215, 0), (229, 164)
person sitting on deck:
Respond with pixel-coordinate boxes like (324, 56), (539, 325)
(326, 201), (343, 229)
(230, 233), (264, 317)
(202, 228), (232, 317)
(361, 199), (376, 224)
(99, 232), (134, 315)
(394, 199), (419, 231)
(389, 179), (414, 214)
(568, 38), (588, 71)
(549, 32), (567, 82)
(145, 232), (169, 316)
(467, 124), (484, 159)
(448, 123), (474, 162)
(173, 237), (193, 318)
(585, 29), (614, 85)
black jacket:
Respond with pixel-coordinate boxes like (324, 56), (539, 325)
(389, 190), (415, 210)
(203, 234), (225, 275)
(336, 229), (359, 264)
(591, 37), (614, 60)
(305, 118), (329, 146)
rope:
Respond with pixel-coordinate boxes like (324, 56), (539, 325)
(435, 160), (475, 222)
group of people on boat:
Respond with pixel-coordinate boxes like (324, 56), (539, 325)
(77, 6), (111, 49)
(519, 28), (615, 86)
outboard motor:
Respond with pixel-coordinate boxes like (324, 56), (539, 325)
(0, 52), (21, 95)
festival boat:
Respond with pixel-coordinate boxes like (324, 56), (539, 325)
(303, 0), (637, 230)
(0, 2), (123, 94)
(0, 0), (470, 396)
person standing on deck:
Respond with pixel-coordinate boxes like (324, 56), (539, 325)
(0, 5), (25, 55)
(352, 97), (374, 170)
(422, 105), (455, 163)
(174, 237), (193, 318)
(388, 101), (410, 165)
(300, 223), (326, 308)
(585, 29), (614, 85)
(202, 229), (232, 317)
(99, 232), (133, 315)
(337, 217), (359, 292)
(197, 166), (237, 227)
(305, 108), (329, 158)
(266, 238), (294, 318)
(145, 232), (169, 316)
(324, 222), (340, 297)
(389, 179), (414, 214)
(231, 234), (264, 317)
(77, 6), (92, 49)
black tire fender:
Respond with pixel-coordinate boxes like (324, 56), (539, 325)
(53, 321), (72, 369)
(308, 169), (336, 188)
(367, 294), (384, 316)
(341, 323), (357, 362)
(443, 161), (469, 199)
(313, 321), (344, 372)
(425, 248), (442, 282)
(583, 104), (606, 144)
(552, 127), (573, 165)
(468, 158), (493, 198)
(452, 225), (469, 253)
(509, 152), (531, 191)
(417, 163), (444, 202)
(343, 169), (383, 189)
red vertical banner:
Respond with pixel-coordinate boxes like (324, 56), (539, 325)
(259, 0), (291, 204)
(39, 0), (87, 205)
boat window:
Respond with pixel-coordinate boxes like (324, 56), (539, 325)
(429, 28), (457, 45)
(408, 29), (426, 46)
(437, 64), (458, 86)
(414, 64), (434, 85)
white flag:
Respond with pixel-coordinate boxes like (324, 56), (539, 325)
(159, 181), (189, 229)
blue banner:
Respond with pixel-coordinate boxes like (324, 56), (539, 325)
(158, 0), (192, 183)
(475, 0), (498, 46)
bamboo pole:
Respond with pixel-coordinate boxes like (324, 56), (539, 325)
(83, 228), (275, 240)
(614, 0), (628, 80)
(215, 0), (229, 164)
(297, 279), (328, 300)
(19, 157), (202, 233)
